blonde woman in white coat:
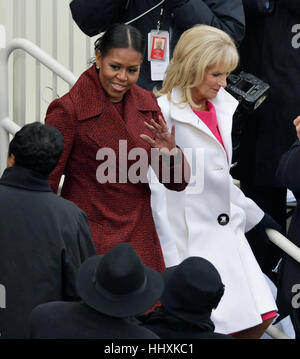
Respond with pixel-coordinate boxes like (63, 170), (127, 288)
(149, 25), (277, 339)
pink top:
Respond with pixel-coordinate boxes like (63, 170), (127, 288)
(192, 101), (225, 148)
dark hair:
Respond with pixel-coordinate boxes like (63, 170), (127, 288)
(94, 23), (146, 58)
(8, 122), (64, 176)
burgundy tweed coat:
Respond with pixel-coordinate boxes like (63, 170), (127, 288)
(45, 65), (187, 273)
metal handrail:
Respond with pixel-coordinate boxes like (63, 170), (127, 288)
(266, 324), (292, 339)
(266, 229), (300, 263)
(0, 24), (77, 175)
(4, 38), (77, 86)
(264, 228), (300, 339)
(1, 116), (21, 135)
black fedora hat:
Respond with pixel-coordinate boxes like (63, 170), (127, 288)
(161, 257), (225, 324)
(76, 243), (164, 318)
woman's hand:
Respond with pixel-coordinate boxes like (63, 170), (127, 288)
(140, 115), (179, 156)
(293, 115), (300, 140)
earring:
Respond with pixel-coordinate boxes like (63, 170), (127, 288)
(96, 65), (100, 71)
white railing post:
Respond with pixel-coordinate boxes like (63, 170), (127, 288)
(266, 324), (292, 339)
(0, 25), (10, 175)
(5, 38), (78, 87)
(266, 229), (300, 263)
(265, 228), (300, 339)
(0, 24), (78, 175)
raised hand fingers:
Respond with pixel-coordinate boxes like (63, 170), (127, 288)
(143, 121), (156, 133)
(150, 118), (168, 133)
(144, 118), (168, 135)
(140, 133), (155, 146)
(157, 115), (169, 132)
(171, 123), (175, 137)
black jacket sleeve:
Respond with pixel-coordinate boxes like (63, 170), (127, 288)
(61, 211), (96, 301)
(245, 212), (282, 275)
(77, 211), (97, 261)
(69, 0), (128, 36)
(172, 0), (245, 46)
(277, 140), (300, 200)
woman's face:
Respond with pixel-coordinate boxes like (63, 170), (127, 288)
(191, 65), (230, 105)
(96, 47), (142, 103)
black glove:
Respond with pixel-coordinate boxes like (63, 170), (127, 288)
(245, 213), (282, 281)
(256, 212), (282, 233)
(164, 0), (188, 13)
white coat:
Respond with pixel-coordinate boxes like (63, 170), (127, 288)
(149, 87), (277, 334)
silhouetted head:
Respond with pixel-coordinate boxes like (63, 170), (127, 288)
(8, 122), (64, 176)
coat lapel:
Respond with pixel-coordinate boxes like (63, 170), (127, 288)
(169, 88), (212, 137)
(211, 88), (239, 163)
(169, 87), (239, 163)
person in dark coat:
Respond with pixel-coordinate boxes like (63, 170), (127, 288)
(233, 0), (300, 280)
(0, 122), (96, 339)
(28, 243), (163, 339)
(138, 256), (233, 339)
(45, 23), (190, 274)
(69, 0), (245, 90)
(276, 116), (300, 338)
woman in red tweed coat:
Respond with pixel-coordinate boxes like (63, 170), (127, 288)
(45, 24), (189, 273)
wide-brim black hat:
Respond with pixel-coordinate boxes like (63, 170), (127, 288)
(161, 257), (225, 324)
(76, 243), (164, 318)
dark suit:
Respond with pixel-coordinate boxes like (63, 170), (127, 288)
(276, 140), (300, 337)
(232, 0), (300, 278)
(29, 301), (159, 339)
(0, 166), (96, 338)
(237, 0), (300, 188)
(141, 318), (233, 339)
(235, 0), (300, 234)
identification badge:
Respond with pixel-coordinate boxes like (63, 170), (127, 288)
(148, 30), (170, 81)
(148, 30), (169, 61)
(150, 35), (166, 60)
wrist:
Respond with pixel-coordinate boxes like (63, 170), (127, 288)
(160, 146), (182, 167)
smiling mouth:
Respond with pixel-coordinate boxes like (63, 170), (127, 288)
(111, 83), (127, 91)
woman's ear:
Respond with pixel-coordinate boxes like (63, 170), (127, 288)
(95, 50), (102, 69)
(7, 154), (15, 168)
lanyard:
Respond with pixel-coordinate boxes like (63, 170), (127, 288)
(156, 7), (164, 33)
(125, 0), (165, 26)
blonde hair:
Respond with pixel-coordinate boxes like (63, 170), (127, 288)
(155, 25), (239, 109)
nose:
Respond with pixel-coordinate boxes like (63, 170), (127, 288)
(117, 69), (128, 81)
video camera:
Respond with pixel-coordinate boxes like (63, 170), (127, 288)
(227, 72), (270, 174)
(226, 71), (270, 112)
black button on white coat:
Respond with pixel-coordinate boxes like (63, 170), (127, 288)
(218, 213), (229, 225)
